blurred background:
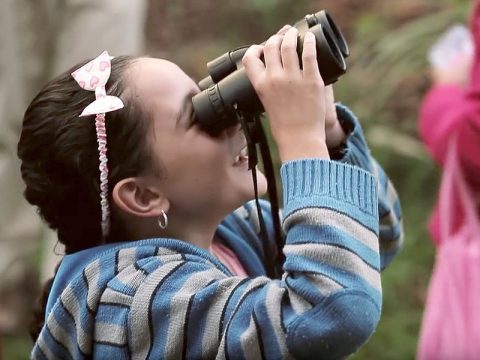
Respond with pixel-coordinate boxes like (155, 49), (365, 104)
(1, 0), (472, 358)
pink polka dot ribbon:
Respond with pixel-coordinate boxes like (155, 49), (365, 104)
(71, 51), (124, 238)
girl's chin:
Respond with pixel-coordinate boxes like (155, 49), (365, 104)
(255, 173), (268, 196)
(244, 172), (268, 200)
(231, 168), (268, 205)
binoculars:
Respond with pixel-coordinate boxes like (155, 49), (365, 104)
(192, 10), (349, 136)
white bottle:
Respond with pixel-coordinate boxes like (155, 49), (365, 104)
(428, 24), (474, 69)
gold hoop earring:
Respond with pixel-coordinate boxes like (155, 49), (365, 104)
(158, 210), (168, 230)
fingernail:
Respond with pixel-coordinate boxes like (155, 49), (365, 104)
(305, 31), (315, 40)
(277, 24), (292, 35)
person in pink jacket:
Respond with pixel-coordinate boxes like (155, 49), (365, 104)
(419, 1), (480, 245)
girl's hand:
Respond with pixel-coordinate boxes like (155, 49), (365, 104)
(243, 27), (329, 161)
(430, 54), (472, 86)
(324, 85), (347, 148)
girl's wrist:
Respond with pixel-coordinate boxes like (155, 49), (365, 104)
(277, 136), (329, 162)
(325, 119), (347, 149)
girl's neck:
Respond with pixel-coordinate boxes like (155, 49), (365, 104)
(161, 214), (223, 250)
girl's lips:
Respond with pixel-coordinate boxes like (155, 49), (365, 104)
(233, 145), (248, 166)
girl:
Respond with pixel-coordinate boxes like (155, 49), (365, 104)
(417, 2), (480, 357)
(20, 27), (402, 359)
(419, 1), (480, 246)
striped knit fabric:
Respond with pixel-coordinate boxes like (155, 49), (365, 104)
(32, 105), (403, 359)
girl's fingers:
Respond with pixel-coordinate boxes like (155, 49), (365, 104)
(276, 24), (292, 35)
(243, 44), (266, 84)
(325, 85), (334, 100)
(281, 27), (299, 72)
(302, 32), (323, 83)
(264, 34), (283, 72)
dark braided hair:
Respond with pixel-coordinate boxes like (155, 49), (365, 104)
(17, 56), (155, 340)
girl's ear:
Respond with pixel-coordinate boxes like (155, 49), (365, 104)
(112, 177), (169, 218)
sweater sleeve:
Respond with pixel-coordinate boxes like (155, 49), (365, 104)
(278, 159), (381, 359)
(419, 1), (480, 190)
(130, 160), (381, 359)
(334, 104), (404, 269)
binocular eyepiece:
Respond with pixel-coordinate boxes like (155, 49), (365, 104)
(192, 10), (349, 136)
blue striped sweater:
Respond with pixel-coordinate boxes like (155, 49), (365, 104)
(32, 105), (403, 359)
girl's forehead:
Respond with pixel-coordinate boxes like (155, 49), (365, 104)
(127, 58), (194, 101)
(127, 58), (197, 130)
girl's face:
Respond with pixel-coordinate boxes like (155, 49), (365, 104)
(127, 58), (267, 219)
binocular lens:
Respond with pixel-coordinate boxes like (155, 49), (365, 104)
(312, 11), (349, 58)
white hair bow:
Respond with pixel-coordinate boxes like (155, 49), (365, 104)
(71, 51), (124, 238)
(71, 50), (124, 116)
